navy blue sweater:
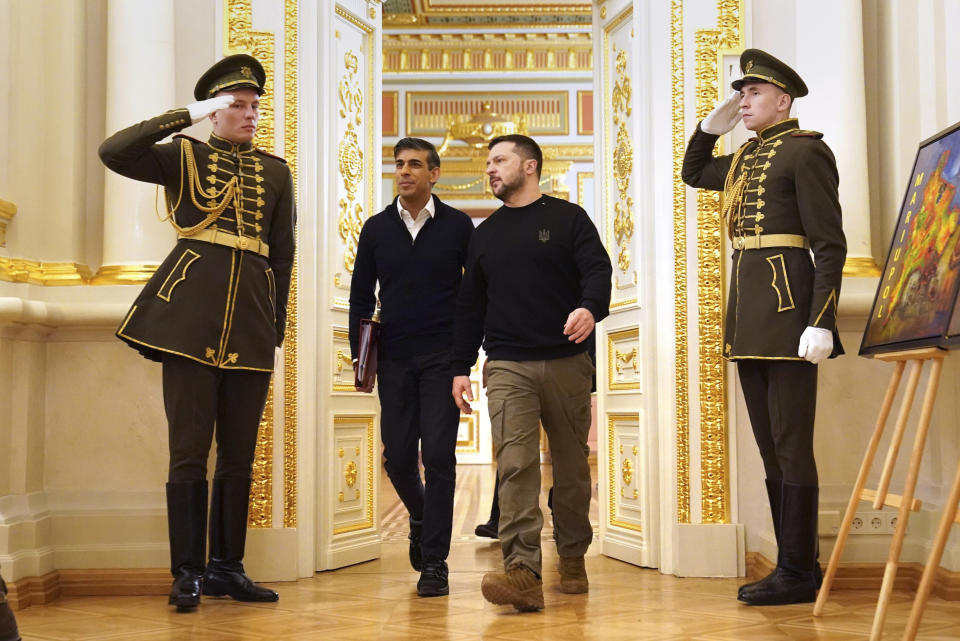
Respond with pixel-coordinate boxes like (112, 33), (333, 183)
(452, 195), (612, 375)
(349, 195), (474, 361)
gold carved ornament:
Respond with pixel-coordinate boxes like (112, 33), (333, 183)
(282, 0), (299, 529)
(670, 0), (690, 525)
(226, 0), (300, 529)
(337, 50), (365, 273)
(692, 0), (744, 525)
(622, 458), (633, 485)
(344, 461), (358, 488)
(611, 47), (634, 275)
(614, 347), (638, 374)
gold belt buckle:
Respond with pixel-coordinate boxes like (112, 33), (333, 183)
(733, 236), (744, 250)
(237, 236), (250, 251)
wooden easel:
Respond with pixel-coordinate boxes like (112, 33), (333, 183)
(813, 347), (947, 641)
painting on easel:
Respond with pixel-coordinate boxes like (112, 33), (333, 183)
(861, 120), (960, 355)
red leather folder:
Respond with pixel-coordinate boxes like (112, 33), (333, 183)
(354, 315), (380, 393)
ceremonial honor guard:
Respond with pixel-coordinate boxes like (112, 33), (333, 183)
(99, 54), (295, 610)
(683, 49), (846, 605)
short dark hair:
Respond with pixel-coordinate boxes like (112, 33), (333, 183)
(393, 137), (440, 170)
(488, 134), (543, 178)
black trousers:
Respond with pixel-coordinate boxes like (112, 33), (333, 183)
(377, 351), (459, 560)
(737, 359), (819, 485)
(162, 354), (272, 482)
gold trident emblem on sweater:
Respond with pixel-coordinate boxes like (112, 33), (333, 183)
(538, 229), (550, 243)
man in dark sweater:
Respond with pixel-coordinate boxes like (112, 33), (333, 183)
(452, 134), (612, 612)
(349, 137), (473, 597)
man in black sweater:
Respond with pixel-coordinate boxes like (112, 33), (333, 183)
(452, 135), (612, 612)
(349, 138), (473, 597)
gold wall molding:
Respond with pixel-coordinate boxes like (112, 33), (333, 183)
(386, 143), (593, 161)
(607, 413), (642, 533)
(694, 0), (744, 525)
(383, 33), (592, 73)
(671, 0), (691, 524)
(332, 415), (376, 535)
(611, 46), (634, 274)
(282, 0), (298, 530)
(0, 198), (16, 247)
(602, 6), (637, 312)
(406, 91), (568, 137)
(0, 258), (93, 286)
(843, 256), (882, 278)
(577, 171), (593, 209)
(334, 5), (375, 284)
(88, 264), (159, 285)
(226, 0), (299, 529)
(607, 327), (641, 391)
(457, 413), (480, 455)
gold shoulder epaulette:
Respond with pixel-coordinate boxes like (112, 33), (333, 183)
(791, 130), (824, 139)
(254, 148), (287, 164)
(173, 133), (203, 145)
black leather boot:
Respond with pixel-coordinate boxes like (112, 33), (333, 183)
(1, 574), (21, 641)
(203, 478), (278, 602)
(166, 480), (208, 612)
(739, 478), (782, 598)
(409, 516), (424, 571)
(740, 482), (819, 606)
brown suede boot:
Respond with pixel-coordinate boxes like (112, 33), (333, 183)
(480, 564), (544, 612)
(558, 556), (589, 594)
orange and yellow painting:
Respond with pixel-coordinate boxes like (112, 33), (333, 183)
(862, 123), (960, 355)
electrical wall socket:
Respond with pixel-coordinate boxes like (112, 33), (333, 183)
(846, 509), (903, 535)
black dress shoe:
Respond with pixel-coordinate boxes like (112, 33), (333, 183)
(474, 520), (498, 539)
(417, 559), (449, 597)
(203, 561), (278, 602)
(168, 567), (203, 611)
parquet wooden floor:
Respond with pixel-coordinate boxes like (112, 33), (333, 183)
(11, 465), (960, 640)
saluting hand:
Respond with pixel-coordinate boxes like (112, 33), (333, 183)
(452, 375), (473, 414)
(563, 307), (595, 344)
(186, 94), (236, 124)
(701, 91), (743, 136)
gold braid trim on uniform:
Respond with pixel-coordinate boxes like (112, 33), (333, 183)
(721, 143), (751, 240)
(155, 139), (243, 237)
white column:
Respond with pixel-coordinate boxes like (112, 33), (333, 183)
(97, 0), (176, 280)
(795, 0), (877, 273)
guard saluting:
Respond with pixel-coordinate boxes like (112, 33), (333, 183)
(683, 49), (846, 606)
(99, 53), (295, 611)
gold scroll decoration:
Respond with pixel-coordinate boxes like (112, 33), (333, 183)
(338, 50), (365, 274)
(671, 0), (690, 525)
(611, 47), (634, 274)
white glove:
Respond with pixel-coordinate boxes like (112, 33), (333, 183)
(186, 94), (236, 123)
(701, 91), (743, 135)
(798, 326), (833, 364)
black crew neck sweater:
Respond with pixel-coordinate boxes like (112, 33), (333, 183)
(452, 194), (612, 375)
(349, 195), (474, 361)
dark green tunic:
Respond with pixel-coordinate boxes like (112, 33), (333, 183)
(99, 108), (296, 372)
(682, 118), (846, 360)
